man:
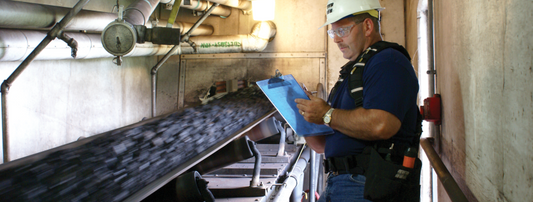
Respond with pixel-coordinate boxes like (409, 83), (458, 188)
(295, 0), (420, 201)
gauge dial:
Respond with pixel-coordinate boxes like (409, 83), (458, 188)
(101, 20), (137, 56)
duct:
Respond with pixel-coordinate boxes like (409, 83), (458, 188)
(181, 21), (276, 54)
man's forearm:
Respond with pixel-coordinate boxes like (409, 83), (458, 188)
(329, 107), (401, 141)
(304, 136), (326, 154)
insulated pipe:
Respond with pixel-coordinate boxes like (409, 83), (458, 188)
(206, 0), (251, 10)
(0, 1), (217, 33)
(176, 0), (231, 17)
(123, 0), (160, 26)
(0, 18), (273, 62)
(161, 0), (244, 15)
(0, 29), (191, 61)
(0, 0), (117, 31)
(180, 21), (276, 54)
(1, 0), (91, 163)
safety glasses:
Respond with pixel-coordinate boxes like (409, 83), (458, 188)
(327, 24), (354, 39)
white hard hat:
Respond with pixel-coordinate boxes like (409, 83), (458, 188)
(319, 0), (384, 29)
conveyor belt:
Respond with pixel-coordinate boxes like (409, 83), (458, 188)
(0, 86), (274, 202)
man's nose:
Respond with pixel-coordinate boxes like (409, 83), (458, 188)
(333, 34), (342, 43)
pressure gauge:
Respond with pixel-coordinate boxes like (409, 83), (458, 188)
(101, 20), (137, 56)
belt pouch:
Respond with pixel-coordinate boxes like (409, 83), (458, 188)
(363, 146), (421, 202)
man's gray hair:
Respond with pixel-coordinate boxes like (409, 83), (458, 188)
(351, 13), (381, 32)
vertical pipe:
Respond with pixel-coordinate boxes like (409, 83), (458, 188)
(150, 3), (219, 117)
(309, 150), (317, 202)
(426, 0), (438, 200)
(1, 84), (9, 163)
(151, 73), (157, 117)
(427, 0), (435, 97)
(1, 0), (91, 163)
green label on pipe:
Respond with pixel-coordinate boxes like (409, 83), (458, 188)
(200, 41), (242, 48)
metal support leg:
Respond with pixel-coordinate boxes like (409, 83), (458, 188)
(248, 140), (262, 187)
(275, 120), (286, 157)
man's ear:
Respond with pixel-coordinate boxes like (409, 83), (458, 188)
(363, 18), (374, 37)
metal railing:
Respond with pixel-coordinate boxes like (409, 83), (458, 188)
(420, 138), (469, 202)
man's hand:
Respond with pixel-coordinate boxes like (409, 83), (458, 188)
(295, 90), (331, 124)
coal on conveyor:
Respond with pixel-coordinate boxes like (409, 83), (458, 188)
(0, 86), (274, 202)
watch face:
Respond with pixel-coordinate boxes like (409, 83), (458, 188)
(324, 116), (331, 124)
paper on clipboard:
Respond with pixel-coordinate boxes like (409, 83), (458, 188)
(257, 74), (334, 137)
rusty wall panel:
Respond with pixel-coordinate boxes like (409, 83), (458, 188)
(180, 57), (324, 107)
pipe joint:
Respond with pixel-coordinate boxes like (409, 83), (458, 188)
(1, 81), (10, 93)
(58, 32), (78, 58)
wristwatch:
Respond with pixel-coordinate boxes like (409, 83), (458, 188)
(323, 108), (335, 126)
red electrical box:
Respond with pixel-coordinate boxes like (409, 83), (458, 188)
(420, 94), (441, 124)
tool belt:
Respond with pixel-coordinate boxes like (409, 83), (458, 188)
(324, 154), (367, 175)
(324, 145), (421, 202)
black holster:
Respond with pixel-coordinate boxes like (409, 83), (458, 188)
(363, 146), (422, 202)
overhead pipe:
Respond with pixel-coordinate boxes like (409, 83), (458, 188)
(180, 21), (276, 54)
(162, 0), (231, 17)
(0, 20), (274, 61)
(1, 0), (92, 163)
(123, 0), (160, 26)
(161, 0), (247, 14)
(1, 17), (279, 61)
(0, 0), (214, 35)
(151, 3), (220, 117)
(206, 0), (251, 11)
(0, 0), (117, 31)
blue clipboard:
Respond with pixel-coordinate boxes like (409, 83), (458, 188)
(257, 74), (334, 137)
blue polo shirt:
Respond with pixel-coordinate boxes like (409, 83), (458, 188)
(324, 48), (419, 158)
